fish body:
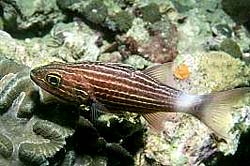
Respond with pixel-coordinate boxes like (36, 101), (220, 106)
(30, 62), (182, 113)
(30, 61), (249, 139)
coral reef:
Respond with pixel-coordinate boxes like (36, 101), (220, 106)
(83, 0), (108, 24)
(138, 51), (250, 166)
(220, 38), (243, 59)
(0, 57), (38, 118)
(118, 17), (178, 63)
(0, 55), (143, 165)
(140, 3), (161, 23)
(109, 10), (134, 32)
(1, 0), (65, 37)
(50, 22), (101, 62)
(222, 0), (250, 29)
(0, 20), (101, 65)
(0, 0), (250, 165)
(0, 55), (75, 165)
(175, 51), (250, 93)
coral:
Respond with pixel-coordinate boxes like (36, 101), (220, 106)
(50, 22), (101, 62)
(110, 10), (134, 32)
(0, 0), (250, 165)
(0, 133), (13, 159)
(0, 29), (62, 67)
(61, 150), (76, 166)
(140, 3), (161, 23)
(126, 18), (150, 43)
(0, 57), (38, 118)
(117, 17), (178, 63)
(137, 18), (178, 63)
(0, 20), (100, 65)
(211, 24), (233, 38)
(0, 56), (144, 165)
(0, 56), (75, 165)
(19, 120), (74, 165)
(56, 0), (81, 11)
(1, 0), (65, 37)
(98, 52), (123, 63)
(220, 38), (243, 59)
(124, 54), (152, 69)
(74, 115), (142, 165)
(195, 51), (249, 92)
(138, 51), (250, 165)
(83, 0), (108, 24)
(175, 51), (250, 93)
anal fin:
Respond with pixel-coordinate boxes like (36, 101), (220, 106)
(142, 112), (174, 132)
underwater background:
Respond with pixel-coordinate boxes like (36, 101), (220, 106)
(0, 0), (250, 165)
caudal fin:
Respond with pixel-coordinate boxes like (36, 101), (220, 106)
(190, 87), (250, 139)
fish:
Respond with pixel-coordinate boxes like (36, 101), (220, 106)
(30, 61), (250, 139)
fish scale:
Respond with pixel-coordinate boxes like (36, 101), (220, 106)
(53, 63), (179, 111)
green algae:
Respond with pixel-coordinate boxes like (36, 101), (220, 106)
(126, 18), (150, 44)
(141, 3), (161, 23)
(220, 38), (243, 59)
(111, 10), (134, 32)
(84, 0), (108, 24)
(0, 18), (3, 30)
(2, 0), (64, 37)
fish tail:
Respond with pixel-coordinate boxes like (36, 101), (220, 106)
(188, 87), (250, 139)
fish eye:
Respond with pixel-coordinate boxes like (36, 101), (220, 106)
(45, 73), (61, 87)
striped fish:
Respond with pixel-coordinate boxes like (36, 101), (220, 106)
(30, 61), (250, 139)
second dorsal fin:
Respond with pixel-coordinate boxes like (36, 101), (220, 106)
(143, 62), (177, 88)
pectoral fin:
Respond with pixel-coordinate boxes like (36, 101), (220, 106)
(89, 101), (109, 122)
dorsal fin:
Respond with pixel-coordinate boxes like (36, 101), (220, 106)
(50, 61), (64, 65)
(143, 62), (177, 88)
(106, 63), (135, 70)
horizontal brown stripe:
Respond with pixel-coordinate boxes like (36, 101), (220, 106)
(33, 62), (182, 113)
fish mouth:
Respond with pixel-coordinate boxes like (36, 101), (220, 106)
(30, 68), (39, 82)
(30, 67), (45, 85)
(29, 69), (35, 81)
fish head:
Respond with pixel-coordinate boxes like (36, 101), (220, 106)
(30, 63), (90, 104)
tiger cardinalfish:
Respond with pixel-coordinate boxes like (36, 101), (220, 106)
(30, 61), (249, 139)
